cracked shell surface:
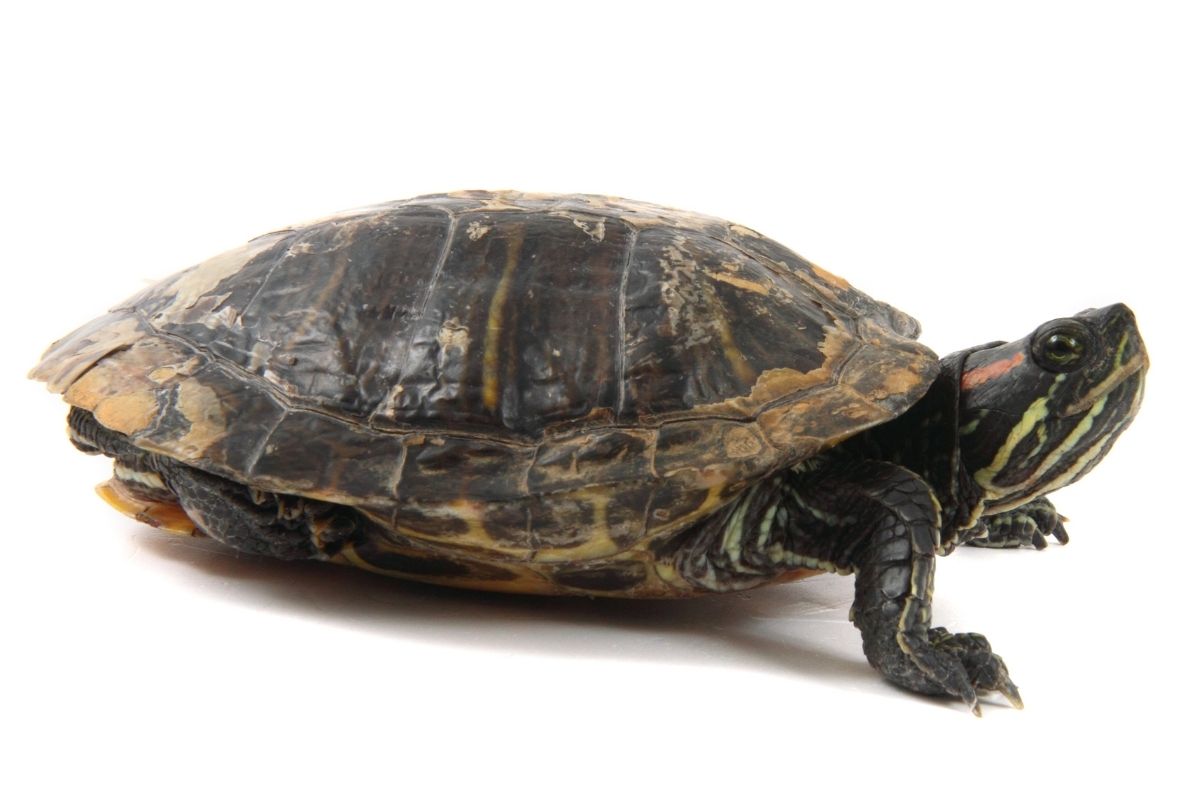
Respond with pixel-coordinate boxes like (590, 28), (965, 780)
(32, 191), (939, 567)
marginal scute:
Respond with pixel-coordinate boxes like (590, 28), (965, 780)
(61, 336), (188, 437)
(30, 314), (143, 393)
(722, 426), (767, 459)
(32, 190), (940, 568)
(653, 419), (775, 481)
(171, 380), (226, 459)
(529, 427), (656, 492)
(65, 366), (159, 436)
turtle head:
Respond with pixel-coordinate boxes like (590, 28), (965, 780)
(957, 304), (1147, 513)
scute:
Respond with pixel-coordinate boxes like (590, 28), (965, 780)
(31, 191), (939, 561)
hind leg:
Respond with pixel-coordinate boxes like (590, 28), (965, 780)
(158, 462), (360, 560)
(158, 462), (323, 560)
(70, 407), (358, 560)
(967, 497), (1068, 550)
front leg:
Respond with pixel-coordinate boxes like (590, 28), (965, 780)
(809, 461), (1023, 715)
(663, 460), (1023, 714)
(968, 497), (1068, 550)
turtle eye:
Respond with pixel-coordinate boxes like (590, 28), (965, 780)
(1033, 324), (1089, 372)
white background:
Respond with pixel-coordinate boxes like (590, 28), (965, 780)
(3, 2), (1196, 798)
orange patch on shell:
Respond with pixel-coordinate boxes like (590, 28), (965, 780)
(810, 263), (850, 290)
(962, 351), (1025, 390)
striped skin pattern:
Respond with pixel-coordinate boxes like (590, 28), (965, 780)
(956, 306), (1146, 519)
(32, 191), (939, 596)
(967, 498), (1068, 549)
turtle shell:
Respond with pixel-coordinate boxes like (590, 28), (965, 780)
(32, 191), (938, 563)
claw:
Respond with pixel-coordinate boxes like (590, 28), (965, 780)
(998, 680), (1024, 710)
(956, 683), (982, 717)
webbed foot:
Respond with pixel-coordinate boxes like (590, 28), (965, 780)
(969, 497), (1068, 550)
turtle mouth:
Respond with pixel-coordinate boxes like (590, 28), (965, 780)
(1061, 351), (1148, 418)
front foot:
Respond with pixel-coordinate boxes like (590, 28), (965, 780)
(792, 459), (1027, 713)
(969, 497), (1068, 550)
(839, 461), (1024, 714)
(927, 629), (1022, 714)
(867, 624), (1022, 716)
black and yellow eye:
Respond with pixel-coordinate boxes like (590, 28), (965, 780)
(1033, 323), (1090, 372)
(1044, 333), (1084, 363)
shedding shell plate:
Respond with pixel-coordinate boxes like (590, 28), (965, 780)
(32, 191), (938, 562)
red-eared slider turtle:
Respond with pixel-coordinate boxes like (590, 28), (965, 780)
(31, 191), (1147, 714)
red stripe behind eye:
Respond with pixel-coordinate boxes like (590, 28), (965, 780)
(962, 351), (1025, 390)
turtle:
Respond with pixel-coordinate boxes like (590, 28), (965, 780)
(31, 190), (1147, 714)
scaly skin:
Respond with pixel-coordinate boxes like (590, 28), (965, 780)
(966, 497), (1069, 550)
(658, 457), (1020, 714)
(835, 462), (1019, 715)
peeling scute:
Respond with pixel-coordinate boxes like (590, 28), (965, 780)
(30, 314), (144, 393)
